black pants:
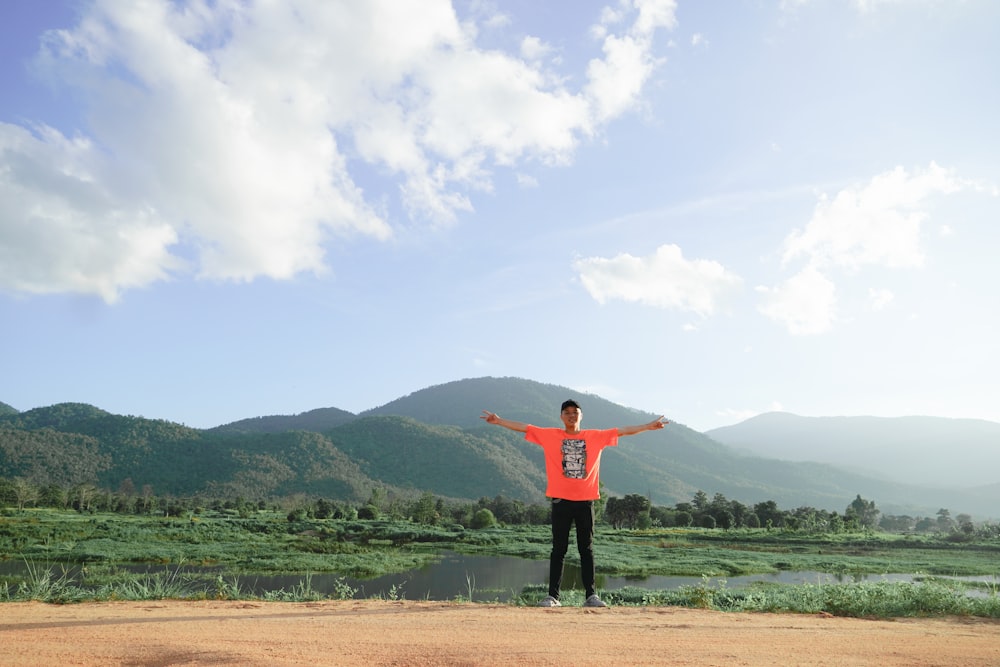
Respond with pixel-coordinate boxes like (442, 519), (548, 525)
(548, 499), (595, 599)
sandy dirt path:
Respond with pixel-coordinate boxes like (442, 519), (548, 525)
(1, 600), (998, 666)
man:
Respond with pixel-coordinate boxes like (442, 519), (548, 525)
(481, 400), (667, 607)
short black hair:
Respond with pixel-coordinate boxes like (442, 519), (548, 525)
(560, 399), (581, 412)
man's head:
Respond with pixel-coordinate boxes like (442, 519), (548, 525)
(560, 399), (581, 413)
(560, 399), (582, 432)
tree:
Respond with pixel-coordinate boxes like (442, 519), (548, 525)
(72, 484), (98, 513)
(0, 479), (13, 507)
(470, 508), (497, 529)
(605, 494), (651, 529)
(649, 505), (674, 527)
(487, 495), (524, 524)
(314, 498), (334, 519)
(118, 477), (137, 498)
(753, 500), (783, 529)
(604, 497), (622, 527)
(524, 503), (550, 526)
(691, 490), (709, 512)
(879, 514), (915, 532)
(936, 508), (954, 532)
(38, 484), (68, 508)
(411, 492), (439, 525)
(709, 493), (734, 529)
(845, 495), (879, 529)
(728, 500), (750, 528)
(11, 477), (38, 511)
(140, 484), (155, 513)
(367, 487), (387, 512)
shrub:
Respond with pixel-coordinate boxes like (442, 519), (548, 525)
(471, 508), (497, 529)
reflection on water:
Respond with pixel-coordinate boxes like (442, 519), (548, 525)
(0, 553), (991, 602)
(268, 552), (551, 602)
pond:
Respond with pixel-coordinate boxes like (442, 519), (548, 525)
(4, 553), (988, 602)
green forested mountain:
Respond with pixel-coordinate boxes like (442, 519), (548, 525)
(0, 401), (17, 417)
(326, 415), (546, 500)
(0, 426), (109, 487)
(359, 378), (982, 513)
(2, 378), (997, 515)
(363, 376), (655, 429)
(210, 406), (356, 434)
(0, 404), (378, 501)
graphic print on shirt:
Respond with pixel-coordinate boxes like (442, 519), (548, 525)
(561, 439), (587, 479)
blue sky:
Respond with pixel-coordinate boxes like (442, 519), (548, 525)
(1, 0), (998, 432)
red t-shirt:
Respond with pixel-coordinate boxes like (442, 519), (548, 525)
(525, 425), (619, 501)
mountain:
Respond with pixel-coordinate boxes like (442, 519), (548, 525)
(0, 401), (18, 417)
(326, 415), (546, 500)
(3, 379), (998, 517)
(361, 376), (655, 429)
(362, 378), (999, 516)
(211, 407), (356, 434)
(705, 412), (1000, 488)
(0, 403), (378, 500)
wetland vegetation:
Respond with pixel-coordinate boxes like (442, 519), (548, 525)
(2, 505), (998, 619)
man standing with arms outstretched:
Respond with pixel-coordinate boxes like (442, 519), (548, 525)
(481, 400), (668, 607)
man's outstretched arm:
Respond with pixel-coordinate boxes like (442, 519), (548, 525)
(480, 410), (529, 433)
(618, 416), (669, 437)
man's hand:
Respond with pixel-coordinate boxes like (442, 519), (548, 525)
(647, 416), (669, 430)
(481, 410), (529, 433)
(618, 416), (669, 437)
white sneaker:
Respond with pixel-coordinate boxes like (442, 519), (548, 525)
(538, 595), (561, 607)
(584, 594), (607, 608)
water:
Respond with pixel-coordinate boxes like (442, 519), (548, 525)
(2, 553), (990, 602)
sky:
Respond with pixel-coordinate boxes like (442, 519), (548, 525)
(1, 0), (998, 433)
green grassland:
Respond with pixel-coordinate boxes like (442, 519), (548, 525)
(2, 509), (998, 618)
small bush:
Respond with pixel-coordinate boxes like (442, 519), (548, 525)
(471, 508), (497, 529)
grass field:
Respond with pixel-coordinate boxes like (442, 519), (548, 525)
(2, 509), (998, 618)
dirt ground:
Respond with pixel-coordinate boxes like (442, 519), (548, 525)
(1, 600), (999, 667)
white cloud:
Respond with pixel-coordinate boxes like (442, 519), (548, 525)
(782, 163), (966, 272)
(584, 0), (676, 123)
(515, 173), (539, 188)
(0, 0), (676, 302)
(574, 243), (742, 317)
(0, 122), (182, 303)
(867, 287), (894, 311)
(759, 162), (984, 335)
(757, 266), (837, 335)
(634, 0), (680, 36)
(520, 36), (552, 61)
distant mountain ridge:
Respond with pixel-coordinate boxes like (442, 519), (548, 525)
(210, 406), (356, 434)
(706, 412), (1000, 488)
(3, 378), (999, 517)
(362, 376), (655, 429)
